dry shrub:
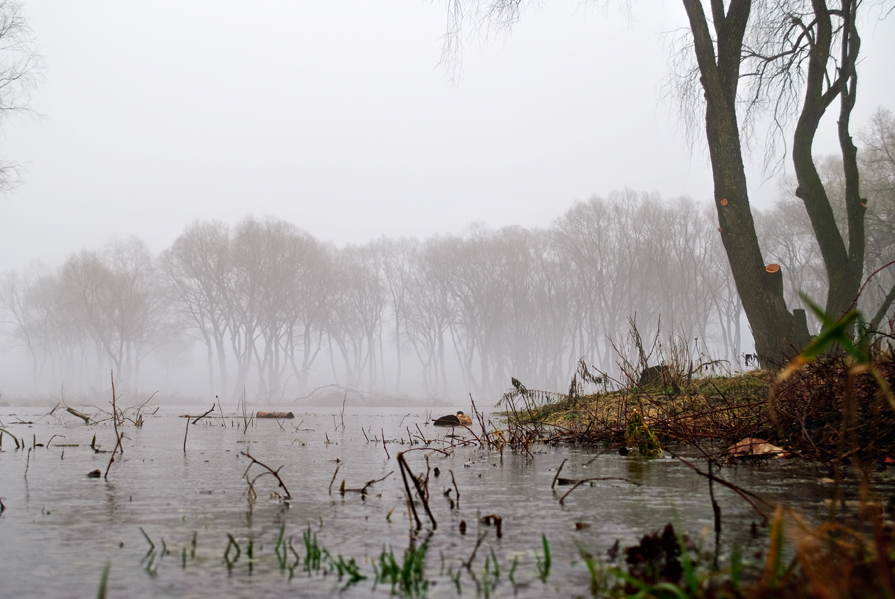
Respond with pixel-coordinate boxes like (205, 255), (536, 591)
(752, 506), (895, 599)
(771, 348), (895, 463)
(502, 364), (775, 451)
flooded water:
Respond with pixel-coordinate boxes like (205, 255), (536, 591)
(0, 405), (853, 597)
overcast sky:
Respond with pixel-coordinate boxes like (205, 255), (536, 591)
(1, 1), (892, 272)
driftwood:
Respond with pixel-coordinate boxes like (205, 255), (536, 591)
(256, 411), (295, 419)
(66, 407), (91, 423)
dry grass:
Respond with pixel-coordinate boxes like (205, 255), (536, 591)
(504, 348), (895, 464)
(505, 368), (775, 453)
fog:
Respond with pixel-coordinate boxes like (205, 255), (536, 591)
(0, 2), (893, 403)
(2, 184), (892, 404)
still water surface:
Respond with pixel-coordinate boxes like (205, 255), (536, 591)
(0, 405), (842, 597)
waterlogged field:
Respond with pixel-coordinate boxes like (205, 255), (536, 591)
(0, 405), (845, 598)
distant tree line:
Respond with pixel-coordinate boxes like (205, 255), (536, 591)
(1, 113), (893, 400)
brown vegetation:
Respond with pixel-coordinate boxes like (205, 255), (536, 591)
(502, 346), (895, 467)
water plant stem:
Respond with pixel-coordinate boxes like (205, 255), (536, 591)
(104, 372), (124, 480)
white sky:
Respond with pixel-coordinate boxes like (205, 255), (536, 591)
(1, 1), (893, 272)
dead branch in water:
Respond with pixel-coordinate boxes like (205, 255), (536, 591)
(241, 450), (292, 500)
(328, 462), (341, 495)
(398, 451), (437, 530)
(668, 451), (772, 521)
(557, 477), (642, 505)
(551, 458), (568, 490)
(66, 407), (91, 424)
(184, 404), (216, 453)
(104, 372), (125, 481)
(340, 471), (394, 496)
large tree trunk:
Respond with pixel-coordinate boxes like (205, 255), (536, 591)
(682, 0), (810, 367)
(792, 0), (865, 321)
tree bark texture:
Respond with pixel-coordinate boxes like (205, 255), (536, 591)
(791, 0), (865, 321)
(682, 0), (809, 366)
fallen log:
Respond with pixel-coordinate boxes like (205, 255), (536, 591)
(256, 411), (295, 419)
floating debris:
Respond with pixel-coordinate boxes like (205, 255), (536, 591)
(725, 438), (790, 459)
(256, 411), (295, 419)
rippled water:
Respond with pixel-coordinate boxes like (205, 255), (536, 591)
(0, 405), (846, 598)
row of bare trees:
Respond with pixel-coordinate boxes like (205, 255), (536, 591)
(1, 239), (174, 395)
(1, 106), (893, 400)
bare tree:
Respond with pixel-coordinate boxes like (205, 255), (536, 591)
(328, 244), (386, 390)
(374, 237), (418, 393)
(441, 0), (882, 366)
(0, 0), (41, 192)
(858, 107), (895, 330)
(0, 265), (50, 388)
(161, 220), (233, 395)
(404, 236), (455, 395)
(768, 107), (895, 332)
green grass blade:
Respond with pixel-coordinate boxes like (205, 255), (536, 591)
(96, 563), (111, 599)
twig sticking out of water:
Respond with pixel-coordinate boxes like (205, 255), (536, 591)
(184, 404), (216, 452)
(669, 451), (772, 521)
(192, 405), (216, 425)
(398, 452), (437, 530)
(238, 389), (252, 433)
(341, 472), (394, 496)
(104, 372), (125, 480)
(414, 423), (428, 445)
(241, 450), (292, 500)
(334, 393), (346, 431)
(551, 459), (568, 490)
(329, 462), (341, 495)
(709, 460), (722, 569)
(464, 531), (488, 571)
(398, 454), (422, 530)
(558, 477), (642, 505)
(382, 428), (390, 459)
(216, 397), (226, 427)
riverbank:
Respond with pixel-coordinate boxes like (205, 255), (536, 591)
(503, 351), (895, 464)
(487, 347), (895, 597)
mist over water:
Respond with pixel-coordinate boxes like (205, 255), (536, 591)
(2, 189), (891, 405)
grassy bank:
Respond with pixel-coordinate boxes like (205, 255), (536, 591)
(501, 350), (895, 465)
